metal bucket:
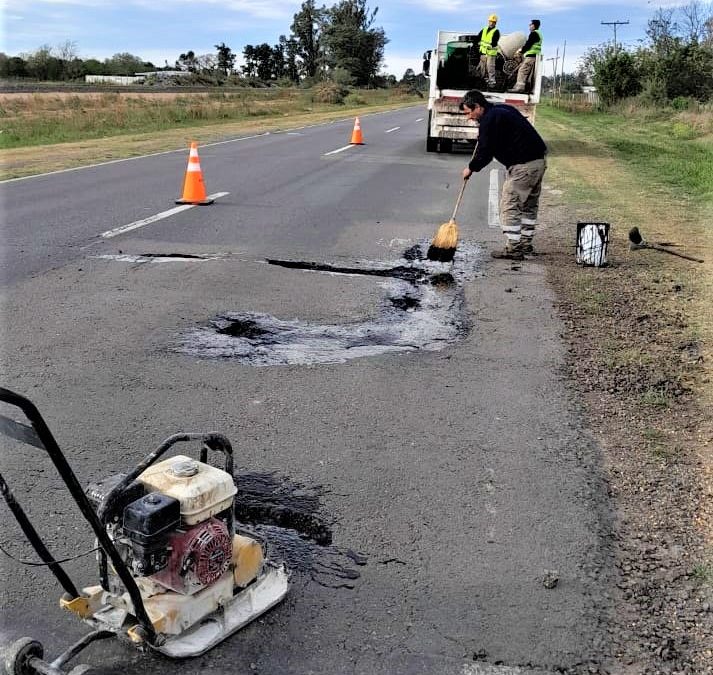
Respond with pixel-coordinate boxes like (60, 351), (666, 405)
(576, 222), (610, 267)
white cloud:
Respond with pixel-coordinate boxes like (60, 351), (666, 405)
(381, 52), (423, 77)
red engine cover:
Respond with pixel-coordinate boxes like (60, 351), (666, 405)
(152, 517), (232, 594)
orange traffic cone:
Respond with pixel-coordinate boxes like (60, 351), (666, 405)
(350, 117), (364, 145)
(176, 142), (214, 205)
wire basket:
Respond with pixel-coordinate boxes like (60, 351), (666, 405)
(576, 222), (610, 267)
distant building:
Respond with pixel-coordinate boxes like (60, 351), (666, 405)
(581, 85), (599, 103)
(85, 71), (187, 85)
(85, 75), (144, 85)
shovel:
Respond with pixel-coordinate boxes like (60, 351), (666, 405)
(628, 227), (704, 263)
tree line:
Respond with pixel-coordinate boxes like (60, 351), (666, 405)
(0, 0), (396, 87)
(578, 1), (713, 105)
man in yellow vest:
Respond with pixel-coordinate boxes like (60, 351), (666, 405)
(509, 19), (542, 93)
(476, 14), (500, 88)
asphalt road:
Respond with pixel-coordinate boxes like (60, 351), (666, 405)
(0, 106), (615, 675)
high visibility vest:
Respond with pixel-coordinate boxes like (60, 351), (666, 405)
(479, 27), (498, 56)
(524, 30), (542, 57)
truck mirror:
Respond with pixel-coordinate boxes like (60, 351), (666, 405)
(422, 59), (430, 75)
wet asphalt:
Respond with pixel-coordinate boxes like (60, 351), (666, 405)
(0, 106), (615, 674)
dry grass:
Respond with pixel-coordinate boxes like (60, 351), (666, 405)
(0, 94), (420, 179)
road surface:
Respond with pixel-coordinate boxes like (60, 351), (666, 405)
(0, 106), (614, 675)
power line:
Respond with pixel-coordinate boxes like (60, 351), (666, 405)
(601, 20), (629, 55)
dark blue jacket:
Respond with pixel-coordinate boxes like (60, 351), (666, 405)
(469, 104), (547, 172)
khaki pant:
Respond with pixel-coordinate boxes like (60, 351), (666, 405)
(513, 56), (536, 92)
(478, 54), (497, 86)
(499, 158), (546, 247)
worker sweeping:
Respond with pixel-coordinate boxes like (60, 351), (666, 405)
(460, 89), (547, 260)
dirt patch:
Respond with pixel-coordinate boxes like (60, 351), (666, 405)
(539, 197), (713, 674)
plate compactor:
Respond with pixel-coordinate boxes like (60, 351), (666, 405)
(0, 388), (289, 675)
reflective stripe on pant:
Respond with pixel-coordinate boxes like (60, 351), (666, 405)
(500, 158), (547, 245)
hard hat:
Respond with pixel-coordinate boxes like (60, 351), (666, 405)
(488, 14), (498, 22)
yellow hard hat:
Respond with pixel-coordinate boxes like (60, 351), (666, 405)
(488, 14), (498, 22)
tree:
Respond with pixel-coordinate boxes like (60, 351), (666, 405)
(588, 47), (641, 104)
(105, 52), (145, 75)
(176, 50), (198, 72)
(279, 35), (300, 82)
(242, 45), (257, 78)
(25, 45), (55, 79)
(321, 0), (388, 85)
(290, 0), (325, 78)
(215, 42), (236, 75)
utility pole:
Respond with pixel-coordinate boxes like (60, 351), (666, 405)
(546, 47), (559, 96)
(601, 20), (629, 55)
(560, 40), (566, 97)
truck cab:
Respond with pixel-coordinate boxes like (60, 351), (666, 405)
(423, 29), (542, 152)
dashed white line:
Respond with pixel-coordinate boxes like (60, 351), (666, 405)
(100, 191), (229, 239)
(385, 126), (400, 133)
(415, 117), (424, 122)
(323, 144), (354, 156)
(488, 169), (501, 229)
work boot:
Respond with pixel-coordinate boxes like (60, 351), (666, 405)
(508, 87), (525, 93)
(491, 244), (524, 260)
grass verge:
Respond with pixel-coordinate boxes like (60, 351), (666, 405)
(536, 102), (713, 670)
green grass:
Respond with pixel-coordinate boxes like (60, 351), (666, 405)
(538, 104), (713, 210)
(691, 561), (713, 584)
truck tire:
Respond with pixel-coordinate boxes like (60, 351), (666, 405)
(438, 139), (453, 153)
(426, 111), (438, 152)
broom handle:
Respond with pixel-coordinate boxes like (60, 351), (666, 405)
(450, 139), (479, 221)
(450, 179), (469, 222)
(648, 242), (704, 263)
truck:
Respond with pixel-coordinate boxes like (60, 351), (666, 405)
(422, 29), (543, 152)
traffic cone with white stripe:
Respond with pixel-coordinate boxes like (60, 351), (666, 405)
(176, 141), (214, 205)
(350, 117), (364, 145)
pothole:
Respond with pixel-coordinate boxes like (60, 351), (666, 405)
(176, 241), (484, 366)
(234, 471), (365, 590)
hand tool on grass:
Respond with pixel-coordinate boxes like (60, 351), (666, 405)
(427, 140), (479, 263)
(628, 227), (704, 263)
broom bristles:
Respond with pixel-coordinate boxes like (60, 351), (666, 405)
(430, 219), (459, 249)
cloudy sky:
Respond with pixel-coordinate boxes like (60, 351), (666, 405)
(1, 0), (676, 76)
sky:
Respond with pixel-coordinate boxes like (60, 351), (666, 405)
(0, 0), (685, 76)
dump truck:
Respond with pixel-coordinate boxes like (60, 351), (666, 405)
(423, 29), (543, 152)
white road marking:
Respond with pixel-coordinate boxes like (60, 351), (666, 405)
(100, 191), (229, 239)
(385, 126), (400, 133)
(488, 169), (501, 229)
(415, 117), (424, 122)
(323, 144), (354, 156)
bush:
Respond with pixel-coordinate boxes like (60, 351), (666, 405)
(344, 92), (366, 106)
(671, 96), (691, 111)
(312, 81), (347, 104)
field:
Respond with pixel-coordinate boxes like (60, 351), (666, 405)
(0, 87), (422, 151)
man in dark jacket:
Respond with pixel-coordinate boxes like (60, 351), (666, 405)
(460, 89), (547, 260)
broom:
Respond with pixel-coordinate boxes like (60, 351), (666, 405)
(427, 178), (468, 263)
(427, 141), (478, 263)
